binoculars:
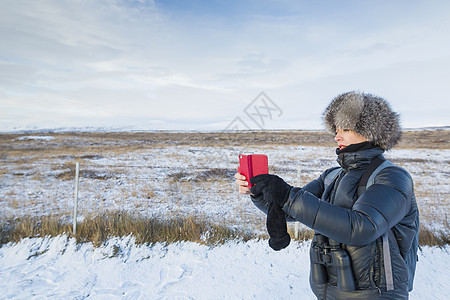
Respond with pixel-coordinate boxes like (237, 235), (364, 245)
(310, 234), (356, 292)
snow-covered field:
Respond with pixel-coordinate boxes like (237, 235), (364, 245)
(1, 131), (449, 298)
(1, 134), (448, 233)
(0, 236), (448, 299)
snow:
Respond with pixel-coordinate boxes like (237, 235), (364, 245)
(1, 133), (449, 298)
(0, 236), (448, 299)
(13, 135), (55, 141)
(1, 143), (448, 235)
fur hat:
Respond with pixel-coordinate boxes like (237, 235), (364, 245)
(323, 91), (401, 150)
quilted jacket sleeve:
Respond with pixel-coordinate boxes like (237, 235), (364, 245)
(282, 166), (413, 246)
(251, 168), (334, 221)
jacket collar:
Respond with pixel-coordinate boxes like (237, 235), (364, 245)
(336, 142), (385, 171)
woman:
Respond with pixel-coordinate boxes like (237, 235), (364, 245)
(235, 91), (419, 299)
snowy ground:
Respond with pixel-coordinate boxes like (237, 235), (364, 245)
(1, 137), (449, 234)
(0, 236), (448, 299)
(1, 132), (449, 298)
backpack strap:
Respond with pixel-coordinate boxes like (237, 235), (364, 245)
(324, 168), (341, 189)
(323, 168), (342, 201)
(357, 156), (385, 196)
(383, 232), (395, 291)
(367, 159), (395, 187)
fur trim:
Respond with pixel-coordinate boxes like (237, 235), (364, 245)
(323, 91), (401, 150)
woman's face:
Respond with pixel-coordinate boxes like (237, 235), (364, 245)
(334, 129), (369, 150)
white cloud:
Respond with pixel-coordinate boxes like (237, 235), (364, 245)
(0, 0), (449, 131)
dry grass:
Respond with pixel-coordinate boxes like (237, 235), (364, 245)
(397, 129), (450, 149)
(1, 128), (448, 154)
(0, 130), (448, 172)
(56, 169), (118, 181)
(3, 212), (445, 248)
(418, 224), (449, 247)
(288, 226), (315, 242)
(0, 211), (256, 247)
(168, 168), (235, 183)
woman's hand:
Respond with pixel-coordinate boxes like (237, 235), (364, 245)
(234, 173), (252, 195)
(250, 174), (291, 206)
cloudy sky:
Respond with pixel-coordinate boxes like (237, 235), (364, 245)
(1, 0), (449, 131)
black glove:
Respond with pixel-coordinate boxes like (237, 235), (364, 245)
(266, 202), (291, 251)
(250, 174), (291, 207)
(250, 174), (292, 251)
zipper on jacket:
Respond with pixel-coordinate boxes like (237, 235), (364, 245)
(369, 240), (378, 289)
(377, 238), (383, 289)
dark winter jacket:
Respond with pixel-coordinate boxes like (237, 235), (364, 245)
(251, 146), (419, 299)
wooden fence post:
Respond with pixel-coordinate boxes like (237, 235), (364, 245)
(294, 166), (301, 239)
(73, 162), (80, 237)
